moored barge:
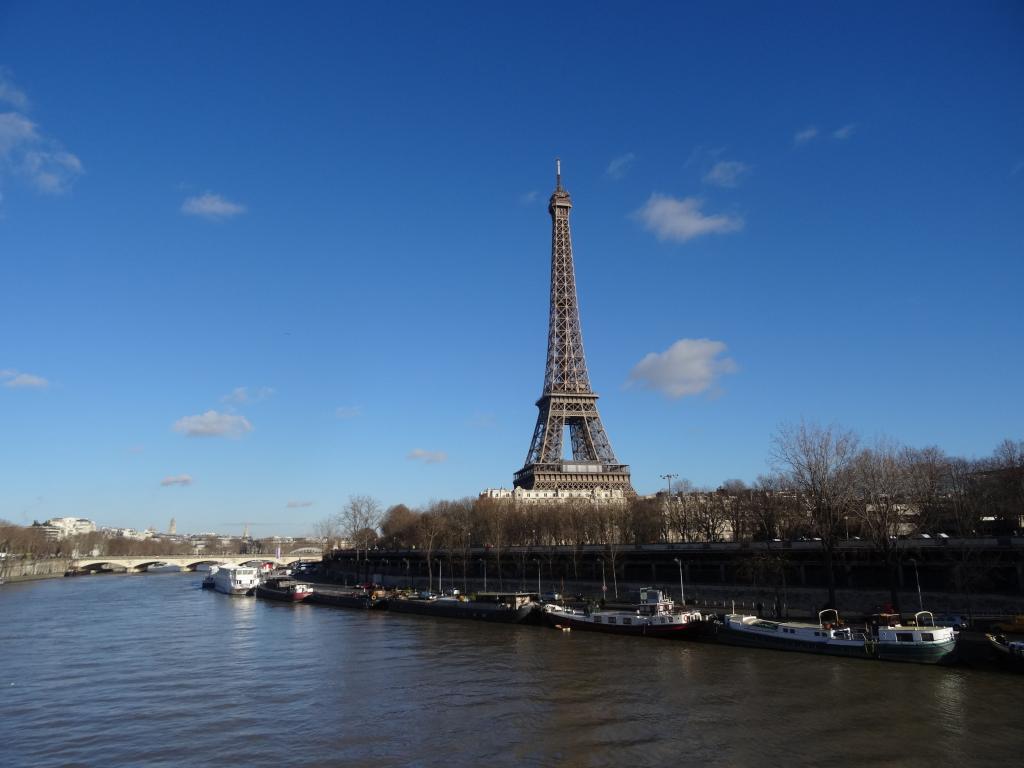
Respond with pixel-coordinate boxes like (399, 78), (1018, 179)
(255, 576), (314, 603)
(543, 587), (707, 639)
(386, 591), (539, 623)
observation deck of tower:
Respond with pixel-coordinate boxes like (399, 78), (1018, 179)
(512, 161), (633, 495)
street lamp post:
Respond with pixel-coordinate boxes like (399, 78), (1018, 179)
(660, 473), (678, 497)
(402, 557), (410, 589)
(436, 558), (443, 595)
(533, 558), (541, 597)
(598, 557), (607, 601)
(479, 558), (487, 592)
(673, 557), (686, 606)
(909, 558), (923, 612)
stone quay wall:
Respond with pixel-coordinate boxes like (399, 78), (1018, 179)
(0, 557), (71, 583)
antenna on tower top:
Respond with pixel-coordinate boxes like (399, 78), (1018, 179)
(556, 158), (562, 190)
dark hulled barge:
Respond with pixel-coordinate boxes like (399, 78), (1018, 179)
(386, 591), (540, 623)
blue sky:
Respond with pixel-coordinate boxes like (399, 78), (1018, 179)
(1, 2), (1022, 535)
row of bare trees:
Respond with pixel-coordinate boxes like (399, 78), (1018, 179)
(313, 427), (1021, 609)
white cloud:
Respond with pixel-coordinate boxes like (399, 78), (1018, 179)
(1, 369), (49, 389)
(833, 124), (856, 140)
(0, 112), (37, 153)
(222, 386), (274, 405)
(181, 192), (246, 220)
(0, 109), (83, 195)
(161, 474), (193, 487)
(173, 410), (253, 438)
(628, 338), (738, 398)
(794, 126), (819, 146)
(519, 190), (539, 205)
(0, 70), (29, 110)
(469, 412), (497, 429)
(335, 405), (362, 419)
(606, 152), (636, 180)
(407, 448), (447, 464)
(702, 160), (749, 188)
(286, 500), (314, 509)
(634, 194), (743, 243)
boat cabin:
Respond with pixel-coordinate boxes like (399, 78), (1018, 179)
(875, 612), (955, 645)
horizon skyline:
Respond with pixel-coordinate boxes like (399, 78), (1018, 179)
(2, 3), (1021, 536)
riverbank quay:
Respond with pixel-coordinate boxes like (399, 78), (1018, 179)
(0, 556), (70, 583)
(322, 538), (1024, 617)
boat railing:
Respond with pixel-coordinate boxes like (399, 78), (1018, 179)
(913, 610), (937, 627)
(818, 608), (840, 628)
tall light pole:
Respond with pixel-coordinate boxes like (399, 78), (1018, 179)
(673, 557), (686, 606)
(909, 558), (923, 612)
(436, 558), (443, 595)
(598, 557), (607, 600)
(533, 558), (541, 597)
(660, 473), (678, 497)
(479, 558), (487, 592)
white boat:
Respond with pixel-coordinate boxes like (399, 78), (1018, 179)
(543, 588), (707, 639)
(212, 565), (260, 596)
(873, 611), (957, 664)
(718, 609), (872, 658)
(716, 609), (957, 664)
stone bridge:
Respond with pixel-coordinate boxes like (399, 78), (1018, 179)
(68, 551), (322, 574)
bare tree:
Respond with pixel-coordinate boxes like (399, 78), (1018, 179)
(312, 515), (343, 551)
(771, 420), (859, 609)
(854, 439), (909, 611)
(340, 495), (383, 562)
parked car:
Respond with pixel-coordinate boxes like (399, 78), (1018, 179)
(933, 613), (970, 631)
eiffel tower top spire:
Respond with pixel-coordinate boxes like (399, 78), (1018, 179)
(543, 160), (591, 395)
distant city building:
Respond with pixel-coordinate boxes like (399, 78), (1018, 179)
(36, 517), (97, 540)
(480, 487), (627, 504)
(168, 517), (176, 535)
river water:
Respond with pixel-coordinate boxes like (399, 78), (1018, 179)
(0, 574), (1020, 768)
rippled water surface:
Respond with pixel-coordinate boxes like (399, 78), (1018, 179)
(1, 575), (1021, 767)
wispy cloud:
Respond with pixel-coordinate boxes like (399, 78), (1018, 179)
(161, 474), (193, 487)
(407, 448), (447, 464)
(519, 190), (539, 205)
(335, 405), (362, 419)
(181, 192), (246, 220)
(222, 386), (274, 405)
(606, 152), (636, 180)
(286, 500), (314, 509)
(634, 194), (743, 243)
(0, 72), (83, 196)
(793, 126), (819, 146)
(833, 124), (856, 140)
(469, 411), (497, 429)
(628, 338), (738, 398)
(0, 69), (29, 110)
(1, 369), (49, 389)
(702, 160), (749, 188)
(173, 410), (253, 438)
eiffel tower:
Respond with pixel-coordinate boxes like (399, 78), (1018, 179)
(513, 161), (633, 494)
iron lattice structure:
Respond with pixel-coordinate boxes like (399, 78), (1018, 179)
(513, 162), (633, 494)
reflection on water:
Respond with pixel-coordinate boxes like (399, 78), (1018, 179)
(0, 575), (1020, 768)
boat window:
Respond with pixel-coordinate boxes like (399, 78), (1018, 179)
(623, 618), (632, 625)
(921, 633), (934, 642)
(608, 617), (617, 624)
(897, 633), (914, 643)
